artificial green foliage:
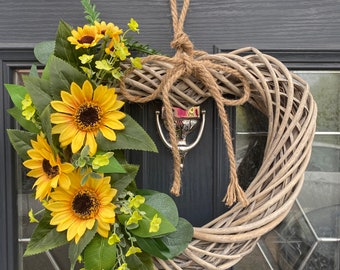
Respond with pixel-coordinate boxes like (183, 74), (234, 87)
(81, 0), (101, 25)
(135, 218), (193, 260)
(7, 107), (39, 133)
(24, 211), (68, 256)
(6, 1), (193, 269)
(7, 129), (37, 160)
(34, 41), (55, 65)
(97, 115), (158, 152)
(83, 235), (117, 270)
(69, 222), (98, 270)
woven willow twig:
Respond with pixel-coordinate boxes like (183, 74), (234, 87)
(117, 0), (317, 267)
(118, 46), (317, 269)
(155, 47), (317, 269)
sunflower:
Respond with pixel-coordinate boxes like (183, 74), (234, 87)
(50, 80), (125, 156)
(46, 169), (117, 243)
(95, 21), (123, 39)
(23, 133), (74, 201)
(67, 24), (103, 49)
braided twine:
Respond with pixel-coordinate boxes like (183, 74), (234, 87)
(118, 0), (317, 269)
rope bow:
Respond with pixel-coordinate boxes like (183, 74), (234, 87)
(119, 0), (250, 207)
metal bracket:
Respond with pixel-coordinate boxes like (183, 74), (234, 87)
(156, 106), (206, 169)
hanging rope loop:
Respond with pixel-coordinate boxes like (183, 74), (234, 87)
(119, 0), (250, 207)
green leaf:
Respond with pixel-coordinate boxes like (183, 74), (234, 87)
(158, 218), (193, 257)
(118, 203), (176, 238)
(24, 211), (68, 256)
(134, 235), (170, 260)
(81, 0), (101, 25)
(54, 20), (84, 68)
(110, 164), (139, 195)
(125, 250), (154, 270)
(7, 129), (36, 160)
(48, 55), (88, 99)
(97, 115), (158, 152)
(83, 235), (116, 270)
(95, 155), (126, 174)
(39, 105), (53, 148)
(136, 218), (193, 260)
(7, 107), (40, 133)
(23, 75), (51, 114)
(29, 64), (40, 78)
(4, 84), (27, 109)
(34, 40), (55, 65)
(68, 222), (98, 270)
(138, 190), (179, 227)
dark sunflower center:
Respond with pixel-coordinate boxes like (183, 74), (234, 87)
(76, 103), (102, 131)
(79, 35), (95, 44)
(72, 190), (99, 219)
(42, 159), (59, 178)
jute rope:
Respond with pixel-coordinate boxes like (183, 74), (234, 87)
(120, 0), (250, 206)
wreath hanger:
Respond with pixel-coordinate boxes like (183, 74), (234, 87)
(120, 0), (250, 207)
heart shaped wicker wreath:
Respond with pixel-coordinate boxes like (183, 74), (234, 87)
(118, 0), (318, 268)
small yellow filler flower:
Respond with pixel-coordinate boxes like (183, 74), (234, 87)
(149, 214), (162, 233)
(125, 246), (142, 257)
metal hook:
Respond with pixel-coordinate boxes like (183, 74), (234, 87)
(156, 107), (206, 170)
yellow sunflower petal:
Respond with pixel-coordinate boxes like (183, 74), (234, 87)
(50, 175), (59, 188)
(50, 101), (73, 114)
(50, 189), (73, 201)
(56, 217), (76, 232)
(104, 119), (125, 131)
(26, 149), (43, 159)
(77, 221), (89, 237)
(67, 221), (82, 241)
(57, 173), (71, 190)
(70, 82), (86, 104)
(112, 100), (125, 111)
(60, 163), (74, 173)
(51, 113), (74, 124)
(85, 132), (97, 156)
(50, 212), (73, 225)
(74, 234), (81, 244)
(23, 159), (43, 169)
(26, 169), (44, 178)
(97, 221), (110, 238)
(71, 131), (86, 153)
(82, 80), (94, 101)
(59, 124), (79, 143)
(99, 126), (116, 141)
(93, 85), (113, 107)
(61, 90), (80, 108)
(34, 181), (51, 201)
(86, 219), (96, 229)
(46, 201), (70, 212)
(97, 208), (115, 223)
(105, 111), (126, 121)
(99, 191), (117, 205)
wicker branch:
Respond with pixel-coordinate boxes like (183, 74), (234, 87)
(118, 46), (317, 269)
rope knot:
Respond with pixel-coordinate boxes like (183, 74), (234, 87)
(175, 53), (194, 76)
(171, 31), (194, 55)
